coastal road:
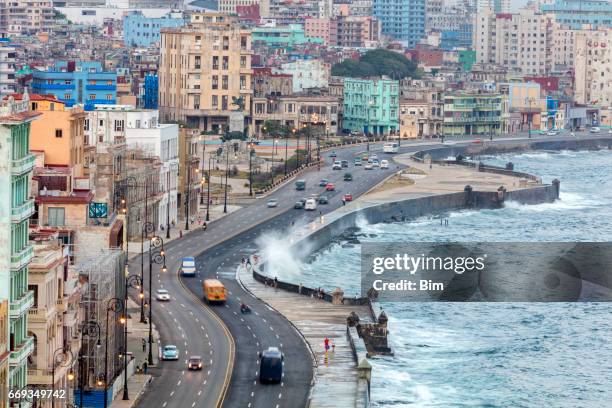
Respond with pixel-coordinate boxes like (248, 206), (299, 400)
(135, 131), (607, 408)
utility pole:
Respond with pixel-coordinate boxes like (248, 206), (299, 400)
(223, 141), (229, 213)
(248, 145), (254, 197)
(206, 156), (212, 221)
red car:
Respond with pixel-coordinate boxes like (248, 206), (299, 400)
(343, 193), (353, 201)
(326, 183), (335, 191)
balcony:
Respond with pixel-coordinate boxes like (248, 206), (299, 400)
(11, 245), (34, 270)
(34, 83), (75, 90)
(9, 336), (34, 366)
(11, 154), (35, 176)
(11, 199), (34, 223)
(10, 290), (34, 319)
(86, 84), (115, 91)
(56, 297), (67, 312)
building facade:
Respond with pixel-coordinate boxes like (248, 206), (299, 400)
(0, 39), (16, 99)
(218, 0), (259, 14)
(574, 28), (611, 108)
(159, 13), (253, 132)
(0, 93), (39, 396)
(32, 61), (117, 110)
(336, 15), (381, 48)
(442, 92), (502, 136)
(373, 0), (426, 48)
(343, 77), (399, 135)
(540, 0), (612, 29)
(0, 0), (54, 35)
(279, 59), (330, 93)
(123, 10), (184, 48)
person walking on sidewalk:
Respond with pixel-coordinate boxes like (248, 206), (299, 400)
(142, 338), (146, 352)
(143, 361), (148, 375)
(324, 337), (330, 353)
(179, 230), (183, 238)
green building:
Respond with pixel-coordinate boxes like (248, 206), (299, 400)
(343, 77), (399, 135)
(442, 92), (502, 136)
(458, 50), (476, 71)
(0, 93), (38, 393)
(252, 24), (323, 49)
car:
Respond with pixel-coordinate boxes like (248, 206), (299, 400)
(350, 130), (360, 137)
(267, 199), (278, 208)
(364, 163), (373, 170)
(318, 195), (329, 204)
(590, 126), (601, 133)
(259, 347), (283, 384)
(343, 172), (353, 181)
(546, 129), (559, 136)
(370, 154), (378, 160)
(156, 289), (170, 301)
(361, 154), (369, 161)
(319, 179), (329, 187)
(341, 160), (349, 168)
(380, 160), (389, 169)
(305, 198), (317, 211)
(332, 161), (342, 170)
(294, 199), (306, 209)
(354, 158), (362, 166)
(372, 159), (380, 168)
(187, 356), (203, 370)
(330, 151), (337, 158)
(180, 257), (196, 277)
(162, 345), (179, 361)
(343, 193), (353, 202)
(326, 183), (335, 191)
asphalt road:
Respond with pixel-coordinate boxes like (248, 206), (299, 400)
(135, 131), (610, 408)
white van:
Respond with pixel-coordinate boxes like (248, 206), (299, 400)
(305, 198), (318, 211)
(380, 160), (389, 169)
(181, 257), (196, 277)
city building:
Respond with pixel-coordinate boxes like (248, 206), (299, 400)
(0, 92), (40, 396)
(142, 73), (159, 109)
(398, 78), (444, 138)
(399, 99), (430, 138)
(0, 38), (16, 98)
(218, 0), (259, 14)
(477, 0), (509, 13)
(0, 299), (9, 408)
(159, 13), (253, 132)
(442, 91), (502, 136)
(252, 24), (324, 49)
(336, 15), (381, 48)
(304, 18), (338, 46)
(177, 129), (200, 222)
(332, 0), (373, 17)
(32, 61), (117, 110)
(123, 10), (185, 48)
(0, 0), (54, 35)
(574, 27), (611, 108)
(540, 0), (612, 29)
(343, 77), (399, 135)
(278, 59), (330, 93)
(373, 0), (426, 48)
(253, 68), (293, 98)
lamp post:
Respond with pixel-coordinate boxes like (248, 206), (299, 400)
(139, 176), (149, 323)
(104, 298), (125, 408)
(51, 348), (75, 408)
(165, 169), (171, 239)
(526, 97), (535, 139)
(200, 135), (206, 205)
(284, 134), (288, 176)
(206, 156), (213, 220)
(122, 274), (142, 400)
(79, 321), (102, 408)
(270, 139), (276, 185)
(248, 144), (254, 197)
(293, 128), (299, 167)
(223, 142), (229, 214)
(142, 223), (167, 365)
(184, 146), (191, 231)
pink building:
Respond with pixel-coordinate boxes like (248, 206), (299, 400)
(304, 18), (338, 46)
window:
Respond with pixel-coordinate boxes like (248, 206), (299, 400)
(89, 94), (96, 100)
(222, 75), (228, 90)
(48, 207), (65, 226)
(221, 95), (228, 110)
(84, 119), (90, 131)
(212, 75), (218, 90)
(222, 56), (229, 70)
(212, 95), (218, 109)
(240, 56), (246, 68)
(99, 119), (104, 127)
(54, 129), (63, 138)
(64, 93), (71, 99)
(212, 56), (219, 70)
(114, 120), (124, 132)
(222, 36), (229, 50)
(194, 55), (201, 69)
(240, 75), (246, 90)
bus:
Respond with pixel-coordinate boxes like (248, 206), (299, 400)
(295, 179), (306, 190)
(383, 142), (399, 153)
(259, 347), (283, 384)
(202, 279), (226, 304)
(180, 257), (196, 277)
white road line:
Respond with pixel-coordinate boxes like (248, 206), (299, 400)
(251, 392), (255, 397)
(170, 391), (175, 397)
(162, 402), (167, 407)
(191, 402), (196, 407)
(198, 390), (202, 396)
(177, 380), (181, 386)
(207, 370), (211, 375)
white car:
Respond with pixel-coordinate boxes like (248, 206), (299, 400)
(267, 199), (278, 208)
(156, 289), (170, 301)
(546, 129), (559, 136)
(304, 198), (317, 211)
(590, 126), (600, 133)
(372, 159), (380, 168)
(364, 163), (373, 170)
(332, 161), (342, 170)
(380, 160), (389, 169)
(370, 154), (378, 160)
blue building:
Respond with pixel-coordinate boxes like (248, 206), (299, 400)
(32, 61), (117, 110)
(541, 0), (612, 29)
(123, 11), (185, 48)
(142, 74), (158, 109)
(373, 0), (426, 48)
(440, 23), (472, 50)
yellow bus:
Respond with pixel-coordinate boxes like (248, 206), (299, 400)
(202, 279), (226, 304)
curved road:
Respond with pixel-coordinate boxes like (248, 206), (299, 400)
(135, 131), (607, 408)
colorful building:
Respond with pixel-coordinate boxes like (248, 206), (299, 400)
(541, 0), (612, 29)
(252, 24), (323, 49)
(32, 61), (117, 110)
(343, 77), (399, 135)
(373, 0), (426, 48)
(0, 38), (17, 99)
(0, 92), (39, 396)
(123, 10), (185, 48)
(442, 92), (502, 136)
(143, 74), (159, 109)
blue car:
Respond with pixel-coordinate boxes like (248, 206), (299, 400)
(162, 345), (179, 361)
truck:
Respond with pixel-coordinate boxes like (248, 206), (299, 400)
(295, 179), (306, 190)
(202, 279), (226, 304)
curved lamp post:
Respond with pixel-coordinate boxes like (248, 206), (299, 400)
(103, 298), (125, 408)
(79, 320), (101, 408)
(51, 347), (76, 408)
(122, 273), (142, 400)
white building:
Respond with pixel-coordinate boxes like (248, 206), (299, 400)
(0, 40), (16, 98)
(278, 59), (330, 93)
(85, 105), (179, 232)
(574, 28), (611, 108)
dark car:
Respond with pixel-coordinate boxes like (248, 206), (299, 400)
(318, 195), (329, 204)
(259, 347), (283, 384)
(343, 173), (353, 181)
(187, 356), (203, 370)
(341, 160), (349, 168)
(294, 199), (306, 209)
(319, 179), (329, 187)
(330, 151), (337, 158)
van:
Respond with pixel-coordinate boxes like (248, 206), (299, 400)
(259, 347), (283, 384)
(380, 160), (389, 169)
(202, 279), (226, 304)
(181, 257), (196, 277)
(305, 198), (317, 211)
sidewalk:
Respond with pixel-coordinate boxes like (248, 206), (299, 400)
(109, 374), (152, 408)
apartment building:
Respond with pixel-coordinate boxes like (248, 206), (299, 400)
(398, 79), (444, 138)
(574, 28), (611, 108)
(159, 13), (253, 133)
(0, 300), (8, 407)
(218, 0), (259, 14)
(336, 15), (381, 48)
(373, 0), (426, 48)
(540, 0), (612, 29)
(123, 10), (184, 48)
(442, 92), (502, 136)
(278, 59), (330, 93)
(0, 0), (54, 35)
(0, 38), (16, 99)
(343, 77), (399, 135)
(0, 93), (40, 396)
(304, 18), (338, 46)
(177, 129), (200, 222)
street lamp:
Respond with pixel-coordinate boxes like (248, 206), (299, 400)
(122, 273), (142, 400)
(104, 298), (125, 408)
(284, 134), (288, 176)
(79, 321), (102, 408)
(248, 144), (255, 197)
(52, 348), (76, 408)
(223, 142), (229, 214)
(525, 97), (536, 139)
(200, 135), (206, 205)
(141, 224), (167, 365)
(270, 139), (276, 185)
(206, 156), (213, 220)
(293, 128), (299, 168)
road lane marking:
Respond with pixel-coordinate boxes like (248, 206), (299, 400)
(170, 391), (174, 397)
(177, 380), (181, 386)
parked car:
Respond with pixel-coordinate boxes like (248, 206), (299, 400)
(326, 183), (335, 191)
(380, 160), (389, 169)
(354, 158), (362, 166)
(267, 199), (278, 208)
(156, 289), (170, 301)
(343, 193), (353, 202)
(343, 173), (353, 181)
(187, 356), (203, 370)
(546, 129), (559, 136)
(318, 195), (329, 204)
(370, 154), (378, 160)
(332, 161), (342, 170)
(162, 345), (179, 361)
(341, 160), (349, 168)
(590, 126), (601, 133)
(319, 179), (329, 187)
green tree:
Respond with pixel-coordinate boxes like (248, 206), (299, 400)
(331, 49), (419, 80)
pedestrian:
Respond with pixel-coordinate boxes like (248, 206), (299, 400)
(246, 257), (251, 267)
(179, 230), (183, 238)
(324, 337), (330, 353)
(332, 342), (336, 353)
(143, 361), (148, 375)
(342, 198), (346, 206)
(298, 283), (303, 295)
(136, 364), (141, 374)
(274, 276), (278, 289)
(141, 338), (146, 352)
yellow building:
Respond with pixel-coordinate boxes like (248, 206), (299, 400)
(24, 94), (87, 177)
(400, 100), (432, 139)
(159, 13), (253, 132)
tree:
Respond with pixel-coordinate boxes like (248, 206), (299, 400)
(331, 49), (419, 80)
